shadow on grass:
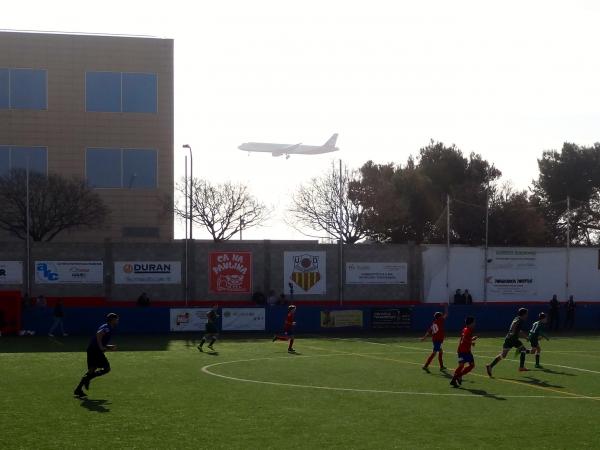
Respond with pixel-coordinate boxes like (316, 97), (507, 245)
(507, 376), (564, 389)
(79, 398), (111, 413)
(0, 334), (207, 353)
(539, 367), (576, 377)
(461, 387), (506, 401)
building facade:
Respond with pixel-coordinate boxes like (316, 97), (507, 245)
(0, 31), (174, 242)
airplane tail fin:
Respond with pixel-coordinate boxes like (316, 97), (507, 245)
(324, 133), (338, 148)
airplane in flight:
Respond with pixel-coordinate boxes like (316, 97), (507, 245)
(238, 134), (339, 159)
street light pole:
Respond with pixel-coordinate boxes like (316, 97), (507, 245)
(182, 145), (193, 240)
(184, 155), (188, 306)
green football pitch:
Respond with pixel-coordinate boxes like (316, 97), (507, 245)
(2, 334), (600, 449)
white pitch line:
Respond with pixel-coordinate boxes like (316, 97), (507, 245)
(200, 355), (600, 401)
(332, 338), (600, 376)
(329, 337), (427, 353)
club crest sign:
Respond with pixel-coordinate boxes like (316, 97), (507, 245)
(284, 251), (326, 295)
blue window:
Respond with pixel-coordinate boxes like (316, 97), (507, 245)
(0, 146), (9, 176)
(86, 148), (157, 189)
(86, 148), (122, 188)
(0, 69), (8, 109)
(0, 68), (47, 110)
(10, 69), (47, 110)
(122, 73), (157, 113)
(0, 146), (48, 175)
(10, 147), (48, 174)
(123, 149), (157, 188)
(86, 72), (157, 113)
(85, 72), (121, 112)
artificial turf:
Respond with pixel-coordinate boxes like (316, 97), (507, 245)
(1, 333), (600, 449)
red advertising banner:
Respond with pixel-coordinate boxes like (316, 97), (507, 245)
(209, 252), (252, 294)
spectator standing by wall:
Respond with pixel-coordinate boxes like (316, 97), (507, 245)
(564, 295), (576, 330)
(453, 289), (464, 305)
(549, 294), (560, 331)
(49, 299), (67, 337)
(267, 290), (278, 306)
(137, 292), (150, 307)
(464, 289), (473, 305)
(36, 295), (47, 308)
(252, 289), (266, 305)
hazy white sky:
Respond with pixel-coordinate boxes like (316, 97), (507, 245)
(3, 0), (600, 240)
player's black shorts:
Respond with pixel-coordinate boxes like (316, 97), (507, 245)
(529, 336), (540, 348)
(205, 323), (218, 334)
(503, 337), (524, 350)
(87, 348), (110, 370)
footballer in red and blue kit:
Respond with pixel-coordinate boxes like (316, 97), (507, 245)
(450, 316), (478, 388)
(421, 305), (448, 372)
(272, 305), (297, 353)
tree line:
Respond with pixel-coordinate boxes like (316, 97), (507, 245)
(0, 140), (598, 244)
(291, 140), (600, 246)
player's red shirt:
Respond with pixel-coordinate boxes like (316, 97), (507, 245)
(430, 317), (445, 342)
(457, 326), (474, 353)
(284, 311), (295, 332)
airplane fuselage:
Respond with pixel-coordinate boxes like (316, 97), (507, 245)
(238, 134), (339, 157)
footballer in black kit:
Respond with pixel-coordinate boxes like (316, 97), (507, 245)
(73, 313), (119, 398)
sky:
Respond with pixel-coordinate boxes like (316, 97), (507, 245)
(3, 0), (600, 240)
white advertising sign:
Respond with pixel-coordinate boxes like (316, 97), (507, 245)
(222, 308), (266, 331)
(346, 262), (407, 285)
(487, 249), (537, 297)
(170, 308), (211, 332)
(284, 251), (326, 295)
(115, 262), (181, 284)
(0, 261), (23, 284)
(35, 261), (103, 284)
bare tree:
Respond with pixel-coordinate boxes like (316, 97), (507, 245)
(175, 178), (269, 241)
(288, 162), (368, 244)
(0, 170), (109, 241)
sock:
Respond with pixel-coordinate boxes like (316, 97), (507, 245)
(520, 351), (526, 368)
(453, 365), (464, 380)
(76, 375), (88, 389)
(199, 338), (205, 347)
(461, 364), (474, 376)
(490, 356), (502, 368)
(209, 338), (216, 346)
(424, 353), (435, 368)
(438, 350), (444, 367)
(535, 354), (540, 365)
(288, 338), (294, 350)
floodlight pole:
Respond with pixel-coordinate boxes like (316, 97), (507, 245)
(446, 194), (450, 303)
(339, 159), (344, 306)
(483, 184), (489, 303)
(26, 156), (31, 297)
(182, 145), (193, 240)
(566, 196), (570, 300)
(183, 144), (193, 305)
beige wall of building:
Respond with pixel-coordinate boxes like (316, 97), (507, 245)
(0, 31), (174, 242)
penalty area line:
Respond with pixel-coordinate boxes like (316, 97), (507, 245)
(200, 355), (599, 401)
